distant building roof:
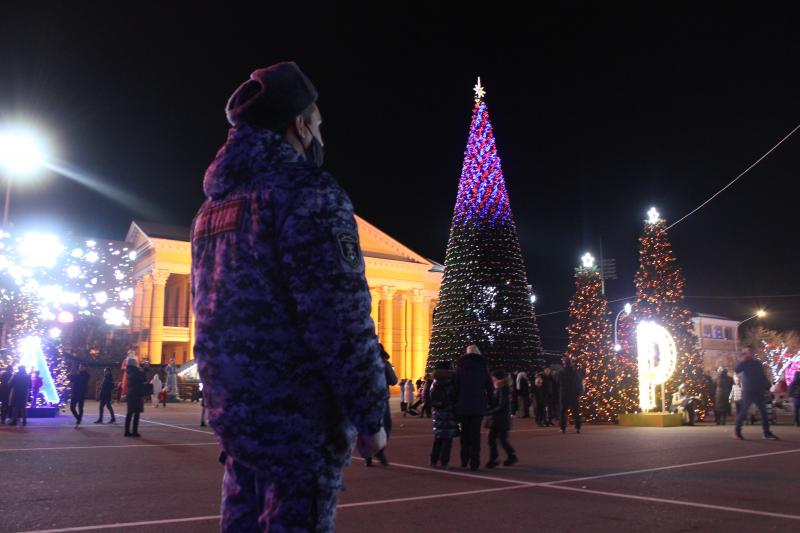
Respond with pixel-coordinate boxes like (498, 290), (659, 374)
(694, 312), (734, 321)
(132, 221), (190, 242)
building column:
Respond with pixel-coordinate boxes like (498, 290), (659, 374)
(369, 288), (380, 334)
(137, 275), (154, 357)
(412, 289), (430, 381)
(379, 286), (396, 351)
(396, 291), (408, 379)
(130, 279), (144, 332)
(148, 269), (169, 365)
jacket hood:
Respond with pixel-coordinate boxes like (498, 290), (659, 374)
(203, 125), (307, 200)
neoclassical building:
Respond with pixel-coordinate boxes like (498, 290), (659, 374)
(125, 217), (442, 381)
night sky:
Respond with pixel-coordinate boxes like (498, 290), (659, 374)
(2, 4), (798, 346)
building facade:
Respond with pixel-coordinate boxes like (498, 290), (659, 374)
(692, 313), (740, 374)
(125, 217), (442, 381)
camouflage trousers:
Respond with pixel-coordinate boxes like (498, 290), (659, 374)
(221, 456), (341, 532)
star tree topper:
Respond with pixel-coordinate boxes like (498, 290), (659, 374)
(581, 252), (596, 269)
(647, 206), (662, 224)
(473, 77), (486, 102)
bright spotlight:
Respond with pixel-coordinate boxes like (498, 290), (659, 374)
(0, 128), (47, 175)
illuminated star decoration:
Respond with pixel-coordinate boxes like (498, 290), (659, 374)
(581, 252), (596, 269)
(473, 76), (486, 102)
(647, 206), (661, 224)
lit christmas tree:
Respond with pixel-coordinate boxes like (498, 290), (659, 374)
(426, 79), (542, 372)
(564, 253), (627, 422)
(633, 207), (705, 415)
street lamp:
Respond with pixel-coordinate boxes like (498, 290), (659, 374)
(0, 127), (48, 226)
(613, 302), (633, 351)
(733, 309), (767, 355)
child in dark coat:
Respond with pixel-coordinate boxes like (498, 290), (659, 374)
(430, 361), (458, 469)
(485, 370), (517, 468)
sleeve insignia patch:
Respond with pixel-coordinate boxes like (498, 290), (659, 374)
(337, 232), (361, 268)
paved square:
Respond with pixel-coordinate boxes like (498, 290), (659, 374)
(1, 402), (798, 532)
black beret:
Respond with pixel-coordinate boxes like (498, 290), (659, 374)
(225, 62), (318, 129)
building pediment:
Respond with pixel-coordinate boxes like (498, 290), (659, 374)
(355, 216), (432, 266)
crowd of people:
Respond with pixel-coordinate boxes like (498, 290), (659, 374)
(0, 351), (208, 434)
(393, 346), (589, 471)
(400, 354), (581, 431)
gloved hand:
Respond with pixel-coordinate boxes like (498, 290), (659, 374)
(356, 427), (387, 458)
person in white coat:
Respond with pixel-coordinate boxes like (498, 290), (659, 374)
(403, 379), (415, 416)
(150, 373), (162, 408)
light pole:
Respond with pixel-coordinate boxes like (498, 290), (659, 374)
(613, 302), (633, 352)
(733, 309), (766, 355)
(0, 128), (48, 226)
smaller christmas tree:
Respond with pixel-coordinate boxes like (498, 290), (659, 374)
(633, 207), (705, 416)
(564, 253), (625, 422)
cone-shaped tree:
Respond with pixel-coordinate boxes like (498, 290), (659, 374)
(564, 253), (628, 422)
(426, 79), (542, 373)
(633, 208), (706, 415)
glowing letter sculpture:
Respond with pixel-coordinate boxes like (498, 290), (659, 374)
(636, 321), (677, 411)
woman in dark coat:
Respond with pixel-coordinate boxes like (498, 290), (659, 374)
(8, 366), (32, 426)
(430, 361), (458, 469)
(367, 345), (398, 466)
(0, 366), (12, 424)
(713, 368), (734, 425)
(125, 359), (145, 437)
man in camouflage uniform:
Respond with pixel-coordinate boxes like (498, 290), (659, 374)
(191, 62), (387, 532)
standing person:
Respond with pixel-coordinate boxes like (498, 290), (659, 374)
(421, 374), (433, 418)
(124, 358), (145, 437)
(199, 381), (207, 427)
(485, 370), (518, 468)
(456, 344), (494, 471)
(150, 372), (162, 408)
(517, 372), (531, 418)
(714, 367), (734, 426)
(559, 356), (583, 434)
(165, 357), (180, 401)
(95, 367), (116, 424)
(191, 62), (387, 532)
(532, 373), (546, 426)
(367, 345), (397, 467)
(510, 371), (519, 417)
(789, 371), (800, 427)
(0, 365), (12, 424)
(733, 347), (778, 440)
(730, 373), (743, 416)
(399, 379), (407, 414)
(69, 363), (90, 428)
(542, 367), (557, 426)
(429, 361), (458, 469)
(403, 378), (415, 416)
(30, 370), (43, 407)
(8, 366), (31, 426)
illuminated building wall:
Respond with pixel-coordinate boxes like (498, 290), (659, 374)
(126, 218), (442, 377)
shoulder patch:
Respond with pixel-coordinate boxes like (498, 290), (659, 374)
(336, 232), (361, 268)
(193, 198), (246, 239)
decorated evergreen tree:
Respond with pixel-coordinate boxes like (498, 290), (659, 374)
(633, 207), (705, 415)
(426, 79), (542, 372)
(564, 253), (628, 422)
(613, 311), (640, 415)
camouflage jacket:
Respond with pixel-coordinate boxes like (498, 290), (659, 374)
(191, 125), (387, 474)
